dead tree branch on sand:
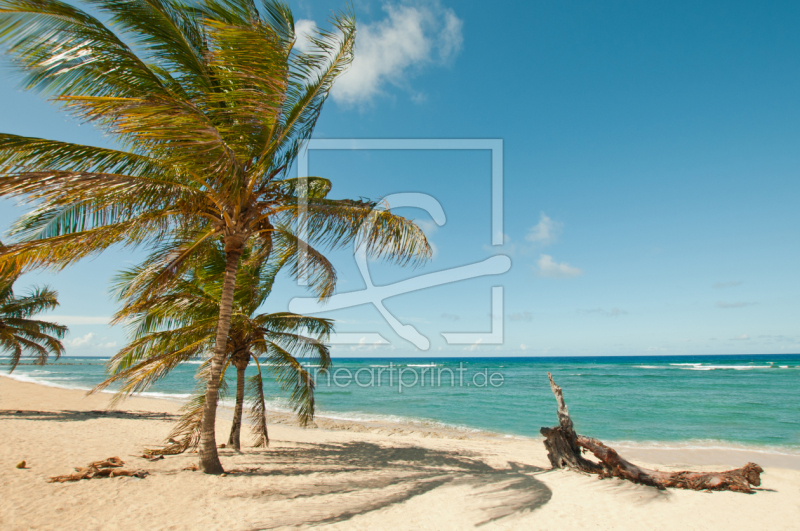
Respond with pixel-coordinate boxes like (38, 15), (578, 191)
(48, 457), (148, 483)
(539, 373), (763, 493)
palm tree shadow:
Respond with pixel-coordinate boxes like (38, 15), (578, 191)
(229, 440), (552, 529)
(0, 409), (179, 422)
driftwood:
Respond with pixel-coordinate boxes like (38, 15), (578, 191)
(48, 456), (148, 483)
(540, 373), (763, 493)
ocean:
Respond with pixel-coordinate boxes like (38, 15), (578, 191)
(3, 354), (799, 454)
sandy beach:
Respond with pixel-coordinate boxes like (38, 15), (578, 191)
(1, 377), (798, 530)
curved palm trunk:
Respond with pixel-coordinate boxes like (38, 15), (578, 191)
(228, 363), (246, 451)
(198, 246), (242, 474)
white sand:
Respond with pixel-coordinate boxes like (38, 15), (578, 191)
(1, 377), (799, 530)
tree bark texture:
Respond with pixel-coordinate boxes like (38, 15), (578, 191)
(228, 356), (248, 451)
(198, 246), (242, 474)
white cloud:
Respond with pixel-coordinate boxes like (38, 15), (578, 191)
(46, 315), (111, 325)
(65, 333), (117, 350)
(415, 218), (440, 236)
(66, 333), (96, 348)
(536, 254), (583, 278)
(428, 241), (439, 259)
(294, 19), (317, 53)
(467, 338), (483, 351)
(520, 343), (527, 351)
(331, 1), (463, 105)
(525, 212), (563, 245)
(732, 334), (750, 341)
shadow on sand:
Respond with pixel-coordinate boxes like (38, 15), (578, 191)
(0, 409), (179, 422)
(224, 440), (552, 528)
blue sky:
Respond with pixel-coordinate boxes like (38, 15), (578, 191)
(1, 0), (799, 357)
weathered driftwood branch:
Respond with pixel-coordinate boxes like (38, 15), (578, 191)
(540, 373), (604, 474)
(48, 456), (148, 483)
(540, 373), (763, 493)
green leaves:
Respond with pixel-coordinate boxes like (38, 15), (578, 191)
(87, 0), (210, 94)
(263, 8), (355, 173)
(0, 0), (429, 283)
(0, 0), (433, 459)
(0, 0), (170, 99)
(0, 273), (67, 371)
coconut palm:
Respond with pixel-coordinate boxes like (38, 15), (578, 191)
(0, 0), (430, 473)
(94, 242), (333, 452)
(0, 241), (68, 371)
(221, 312), (333, 451)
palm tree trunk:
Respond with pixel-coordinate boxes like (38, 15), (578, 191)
(228, 364), (246, 451)
(198, 245), (243, 474)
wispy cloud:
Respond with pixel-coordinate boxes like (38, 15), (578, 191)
(536, 254), (583, 278)
(414, 218), (441, 259)
(716, 301), (757, 309)
(329, 1), (463, 105)
(65, 333), (117, 349)
(508, 311), (533, 322)
(293, 19), (317, 53)
(579, 307), (628, 317)
(441, 312), (460, 321)
(525, 212), (563, 245)
(757, 334), (797, 343)
(414, 218), (440, 236)
(713, 281), (743, 289)
(466, 338), (483, 351)
(732, 334), (750, 341)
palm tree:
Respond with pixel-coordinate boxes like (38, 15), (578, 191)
(0, 241), (67, 371)
(0, 0), (430, 473)
(94, 243), (332, 452)
(222, 312), (332, 451)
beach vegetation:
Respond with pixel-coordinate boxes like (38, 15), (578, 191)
(94, 242), (333, 452)
(0, 0), (430, 473)
(0, 240), (67, 372)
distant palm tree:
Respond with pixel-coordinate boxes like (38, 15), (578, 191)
(94, 243), (333, 452)
(0, 0), (430, 473)
(221, 312), (332, 451)
(0, 241), (67, 371)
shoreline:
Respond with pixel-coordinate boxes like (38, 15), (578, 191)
(2, 377), (800, 530)
(3, 374), (800, 470)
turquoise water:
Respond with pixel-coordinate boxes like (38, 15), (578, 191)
(3, 354), (799, 452)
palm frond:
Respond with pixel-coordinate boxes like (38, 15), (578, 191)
(202, 16), (288, 158)
(271, 226), (336, 299)
(87, 0), (210, 94)
(0, 275), (66, 371)
(262, 342), (318, 426)
(0, 133), (168, 176)
(1, 212), (179, 272)
(0, 0), (171, 99)
(261, 8), (355, 173)
(290, 197), (433, 267)
(148, 359), (230, 453)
